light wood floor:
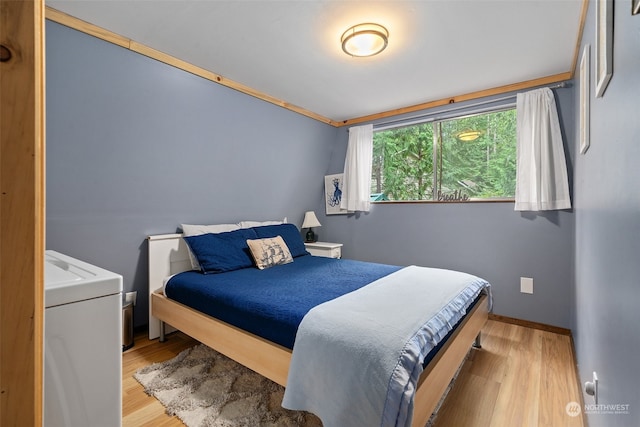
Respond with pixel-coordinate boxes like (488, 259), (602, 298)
(123, 330), (197, 427)
(123, 320), (585, 427)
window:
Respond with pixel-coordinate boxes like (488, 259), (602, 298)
(371, 108), (516, 202)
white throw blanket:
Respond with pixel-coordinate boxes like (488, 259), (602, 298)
(281, 266), (490, 427)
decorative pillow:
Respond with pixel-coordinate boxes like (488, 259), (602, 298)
(183, 228), (258, 274)
(181, 223), (241, 270)
(246, 236), (293, 270)
(252, 223), (309, 258)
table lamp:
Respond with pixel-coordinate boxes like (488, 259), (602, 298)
(302, 211), (321, 242)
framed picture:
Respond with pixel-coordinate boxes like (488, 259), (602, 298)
(595, 0), (613, 97)
(634, 0), (640, 15)
(324, 174), (349, 215)
(580, 45), (590, 155)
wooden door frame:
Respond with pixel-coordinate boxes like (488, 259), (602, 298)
(0, 0), (46, 426)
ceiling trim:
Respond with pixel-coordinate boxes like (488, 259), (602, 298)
(569, 0), (590, 82)
(45, 7), (130, 48)
(45, 5), (581, 129)
(339, 71), (573, 127)
(45, 7), (339, 126)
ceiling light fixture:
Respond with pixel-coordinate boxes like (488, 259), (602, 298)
(456, 130), (483, 142)
(341, 23), (389, 57)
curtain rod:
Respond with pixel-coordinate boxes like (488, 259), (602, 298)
(373, 81), (571, 131)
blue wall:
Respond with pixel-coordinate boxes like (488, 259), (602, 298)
(319, 88), (577, 330)
(46, 21), (337, 326)
(572, 2), (640, 426)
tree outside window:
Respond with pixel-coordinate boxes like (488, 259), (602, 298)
(371, 108), (516, 202)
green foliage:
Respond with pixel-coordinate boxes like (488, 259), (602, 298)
(372, 124), (434, 200)
(372, 109), (516, 201)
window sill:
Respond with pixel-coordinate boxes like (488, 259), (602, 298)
(371, 199), (514, 205)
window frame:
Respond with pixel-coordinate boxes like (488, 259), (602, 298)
(372, 105), (517, 204)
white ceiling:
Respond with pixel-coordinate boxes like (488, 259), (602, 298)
(47, 0), (584, 123)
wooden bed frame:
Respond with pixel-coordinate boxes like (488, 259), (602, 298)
(147, 233), (489, 427)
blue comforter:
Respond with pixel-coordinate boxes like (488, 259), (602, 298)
(164, 255), (401, 349)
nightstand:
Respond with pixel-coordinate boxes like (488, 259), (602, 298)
(304, 242), (343, 259)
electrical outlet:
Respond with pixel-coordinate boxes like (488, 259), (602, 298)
(125, 291), (137, 306)
(520, 277), (534, 294)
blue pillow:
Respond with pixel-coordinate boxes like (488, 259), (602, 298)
(183, 228), (258, 274)
(252, 223), (309, 258)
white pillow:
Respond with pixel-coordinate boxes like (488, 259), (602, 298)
(181, 223), (241, 269)
(237, 217), (287, 228)
(181, 223), (240, 236)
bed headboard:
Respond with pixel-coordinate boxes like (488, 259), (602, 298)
(147, 233), (192, 339)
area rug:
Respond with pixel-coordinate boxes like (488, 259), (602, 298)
(135, 343), (468, 427)
(134, 344), (321, 427)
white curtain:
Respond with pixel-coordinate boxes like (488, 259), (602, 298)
(515, 88), (571, 211)
(341, 124), (373, 212)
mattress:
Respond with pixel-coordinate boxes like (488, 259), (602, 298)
(164, 255), (401, 349)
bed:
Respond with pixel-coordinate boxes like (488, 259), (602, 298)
(147, 224), (491, 427)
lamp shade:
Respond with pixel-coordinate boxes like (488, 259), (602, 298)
(301, 211), (321, 228)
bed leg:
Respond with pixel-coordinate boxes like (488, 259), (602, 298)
(473, 331), (482, 349)
(159, 321), (166, 343)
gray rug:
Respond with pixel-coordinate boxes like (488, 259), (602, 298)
(134, 344), (321, 427)
(135, 343), (467, 427)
